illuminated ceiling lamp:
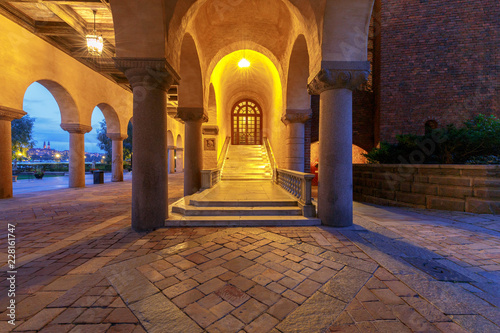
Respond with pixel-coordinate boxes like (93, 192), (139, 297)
(238, 57), (251, 68)
(86, 10), (103, 56)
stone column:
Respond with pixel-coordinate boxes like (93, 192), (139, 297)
(176, 108), (208, 196)
(282, 109), (312, 172)
(308, 61), (369, 227)
(167, 146), (176, 174)
(61, 124), (92, 188)
(0, 106), (27, 199)
(115, 58), (179, 231)
(176, 148), (184, 172)
(107, 133), (127, 182)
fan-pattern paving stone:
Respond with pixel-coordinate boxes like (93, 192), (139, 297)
(1, 174), (499, 332)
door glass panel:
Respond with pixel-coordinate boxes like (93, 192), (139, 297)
(232, 99), (262, 145)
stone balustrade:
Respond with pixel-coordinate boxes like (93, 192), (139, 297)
(201, 169), (221, 189)
(276, 168), (316, 217)
(353, 164), (500, 214)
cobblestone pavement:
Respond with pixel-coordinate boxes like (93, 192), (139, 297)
(0, 174), (499, 332)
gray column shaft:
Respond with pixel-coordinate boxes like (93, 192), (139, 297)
(287, 122), (305, 172)
(318, 89), (353, 227)
(132, 87), (168, 231)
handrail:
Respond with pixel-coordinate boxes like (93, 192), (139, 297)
(217, 136), (231, 170)
(276, 168), (316, 217)
(201, 137), (231, 189)
(263, 137), (277, 182)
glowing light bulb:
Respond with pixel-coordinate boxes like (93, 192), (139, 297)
(238, 58), (250, 68)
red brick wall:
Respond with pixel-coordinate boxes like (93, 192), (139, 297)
(380, 0), (500, 142)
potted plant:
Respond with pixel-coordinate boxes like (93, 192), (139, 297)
(34, 168), (45, 179)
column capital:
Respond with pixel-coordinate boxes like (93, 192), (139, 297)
(61, 123), (92, 134)
(0, 106), (26, 121)
(114, 57), (180, 92)
(281, 109), (312, 125)
(176, 107), (208, 123)
(176, 148), (184, 152)
(168, 145), (177, 150)
(107, 133), (128, 141)
(308, 61), (370, 94)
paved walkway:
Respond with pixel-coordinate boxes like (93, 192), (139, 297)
(13, 173), (133, 195)
(0, 174), (499, 332)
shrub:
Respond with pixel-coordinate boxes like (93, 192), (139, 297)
(364, 114), (500, 164)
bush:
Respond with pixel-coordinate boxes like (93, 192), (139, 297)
(364, 114), (500, 164)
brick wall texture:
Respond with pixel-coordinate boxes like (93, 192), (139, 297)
(379, 0), (500, 142)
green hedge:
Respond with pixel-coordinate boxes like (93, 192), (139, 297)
(364, 114), (500, 164)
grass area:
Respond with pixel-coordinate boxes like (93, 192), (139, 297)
(15, 174), (65, 180)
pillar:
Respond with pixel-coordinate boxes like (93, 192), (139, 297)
(167, 146), (176, 174)
(61, 124), (92, 188)
(115, 58), (179, 231)
(107, 133), (127, 182)
(176, 108), (208, 196)
(176, 148), (184, 172)
(0, 106), (27, 199)
(282, 109), (312, 172)
(308, 62), (369, 227)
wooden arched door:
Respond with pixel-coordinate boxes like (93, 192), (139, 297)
(231, 99), (263, 145)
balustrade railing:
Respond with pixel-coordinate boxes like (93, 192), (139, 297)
(276, 168), (316, 217)
(200, 136), (230, 189)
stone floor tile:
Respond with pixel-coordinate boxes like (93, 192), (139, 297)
(207, 315), (244, 333)
(401, 296), (452, 323)
(104, 308), (138, 324)
(71, 296), (99, 308)
(221, 257), (255, 273)
(105, 324), (137, 333)
(267, 298), (298, 320)
(383, 280), (418, 297)
(247, 285), (281, 306)
(240, 263), (267, 279)
(229, 276), (256, 292)
(355, 287), (379, 302)
(433, 321), (470, 333)
(371, 288), (405, 305)
(198, 293), (223, 309)
(309, 267), (337, 284)
(373, 320), (411, 332)
(39, 324), (75, 333)
(68, 324), (112, 332)
(197, 278), (226, 295)
(185, 253), (210, 265)
(293, 279), (322, 297)
(74, 308), (113, 324)
(171, 289), (205, 309)
(267, 282), (287, 295)
(163, 279), (199, 299)
(209, 301), (234, 319)
(215, 284), (250, 307)
(231, 298), (267, 324)
(245, 313), (279, 333)
(362, 301), (397, 320)
(52, 308), (86, 324)
(155, 276), (180, 290)
(184, 303), (218, 327)
(15, 308), (65, 331)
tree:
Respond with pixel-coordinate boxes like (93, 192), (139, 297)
(97, 120), (133, 163)
(12, 115), (36, 169)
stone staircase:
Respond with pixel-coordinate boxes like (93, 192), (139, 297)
(221, 145), (272, 180)
(165, 144), (320, 227)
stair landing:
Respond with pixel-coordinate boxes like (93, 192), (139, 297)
(166, 181), (320, 227)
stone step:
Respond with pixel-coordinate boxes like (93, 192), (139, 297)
(172, 205), (303, 216)
(165, 214), (321, 227)
(190, 200), (298, 207)
(221, 176), (273, 181)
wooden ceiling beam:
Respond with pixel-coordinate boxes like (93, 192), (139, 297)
(42, 2), (88, 36)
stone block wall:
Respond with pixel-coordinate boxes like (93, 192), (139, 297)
(353, 164), (500, 214)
